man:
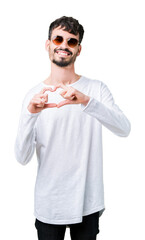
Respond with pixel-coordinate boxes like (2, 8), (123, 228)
(15, 16), (131, 240)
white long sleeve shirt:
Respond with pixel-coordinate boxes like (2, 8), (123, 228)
(14, 76), (131, 225)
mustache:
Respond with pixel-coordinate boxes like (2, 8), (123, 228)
(54, 48), (72, 55)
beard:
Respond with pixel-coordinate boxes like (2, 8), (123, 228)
(52, 55), (77, 67)
(50, 47), (78, 67)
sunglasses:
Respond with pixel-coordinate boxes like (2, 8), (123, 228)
(51, 35), (80, 48)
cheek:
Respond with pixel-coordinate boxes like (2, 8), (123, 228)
(71, 49), (77, 56)
(73, 49), (79, 57)
(72, 47), (80, 56)
(48, 46), (55, 57)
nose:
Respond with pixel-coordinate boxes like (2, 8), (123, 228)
(60, 39), (69, 49)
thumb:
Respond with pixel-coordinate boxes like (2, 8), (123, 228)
(43, 103), (57, 109)
(59, 90), (67, 96)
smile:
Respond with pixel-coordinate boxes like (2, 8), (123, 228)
(56, 50), (71, 57)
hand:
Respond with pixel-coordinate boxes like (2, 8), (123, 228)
(55, 83), (90, 108)
(27, 87), (57, 113)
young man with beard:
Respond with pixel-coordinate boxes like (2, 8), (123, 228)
(15, 16), (131, 240)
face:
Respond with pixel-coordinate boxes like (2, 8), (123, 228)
(45, 27), (82, 67)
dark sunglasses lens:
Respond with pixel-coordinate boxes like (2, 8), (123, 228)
(68, 38), (78, 47)
(52, 36), (63, 45)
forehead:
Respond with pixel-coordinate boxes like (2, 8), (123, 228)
(51, 26), (79, 39)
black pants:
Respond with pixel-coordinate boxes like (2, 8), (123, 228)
(35, 211), (100, 240)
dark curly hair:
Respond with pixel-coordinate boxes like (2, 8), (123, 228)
(48, 16), (84, 44)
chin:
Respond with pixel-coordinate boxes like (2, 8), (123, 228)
(52, 59), (72, 67)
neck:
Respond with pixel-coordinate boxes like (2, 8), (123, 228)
(44, 62), (81, 86)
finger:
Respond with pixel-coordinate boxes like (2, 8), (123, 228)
(71, 95), (76, 100)
(60, 93), (76, 100)
(43, 103), (57, 108)
(55, 83), (68, 91)
(40, 87), (55, 94)
(37, 99), (46, 107)
(43, 93), (48, 102)
(31, 98), (44, 105)
(33, 96), (47, 102)
(57, 99), (71, 108)
(35, 93), (48, 99)
(33, 94), (48, 105)
(40, 88), (49, 94)
(59, 90), (67, 96)
(52, 86), (58, 91)
(66, 94), (76, 99)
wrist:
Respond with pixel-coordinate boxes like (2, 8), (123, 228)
(82, 96), (90, 106)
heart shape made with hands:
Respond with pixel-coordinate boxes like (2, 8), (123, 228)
(43, 84), (77, 108)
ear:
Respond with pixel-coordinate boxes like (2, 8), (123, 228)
(77, 44), (82, 56)
(45, 40), (50, 51)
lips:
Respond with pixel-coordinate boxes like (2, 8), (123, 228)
(55, 49), (72, 57)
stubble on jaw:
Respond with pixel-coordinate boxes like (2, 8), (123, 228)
(52, 55), (77, 67)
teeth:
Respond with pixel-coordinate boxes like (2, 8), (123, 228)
(57, 51), (69, 56)
(60, 52), (67, 55)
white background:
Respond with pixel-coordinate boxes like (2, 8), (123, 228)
(0, 0), (145, 239)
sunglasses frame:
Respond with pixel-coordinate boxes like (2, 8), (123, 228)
(51, 35), (80, 48)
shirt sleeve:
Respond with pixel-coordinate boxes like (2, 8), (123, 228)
(14, 96), (41, 165)
(81, 81), (131, 137)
